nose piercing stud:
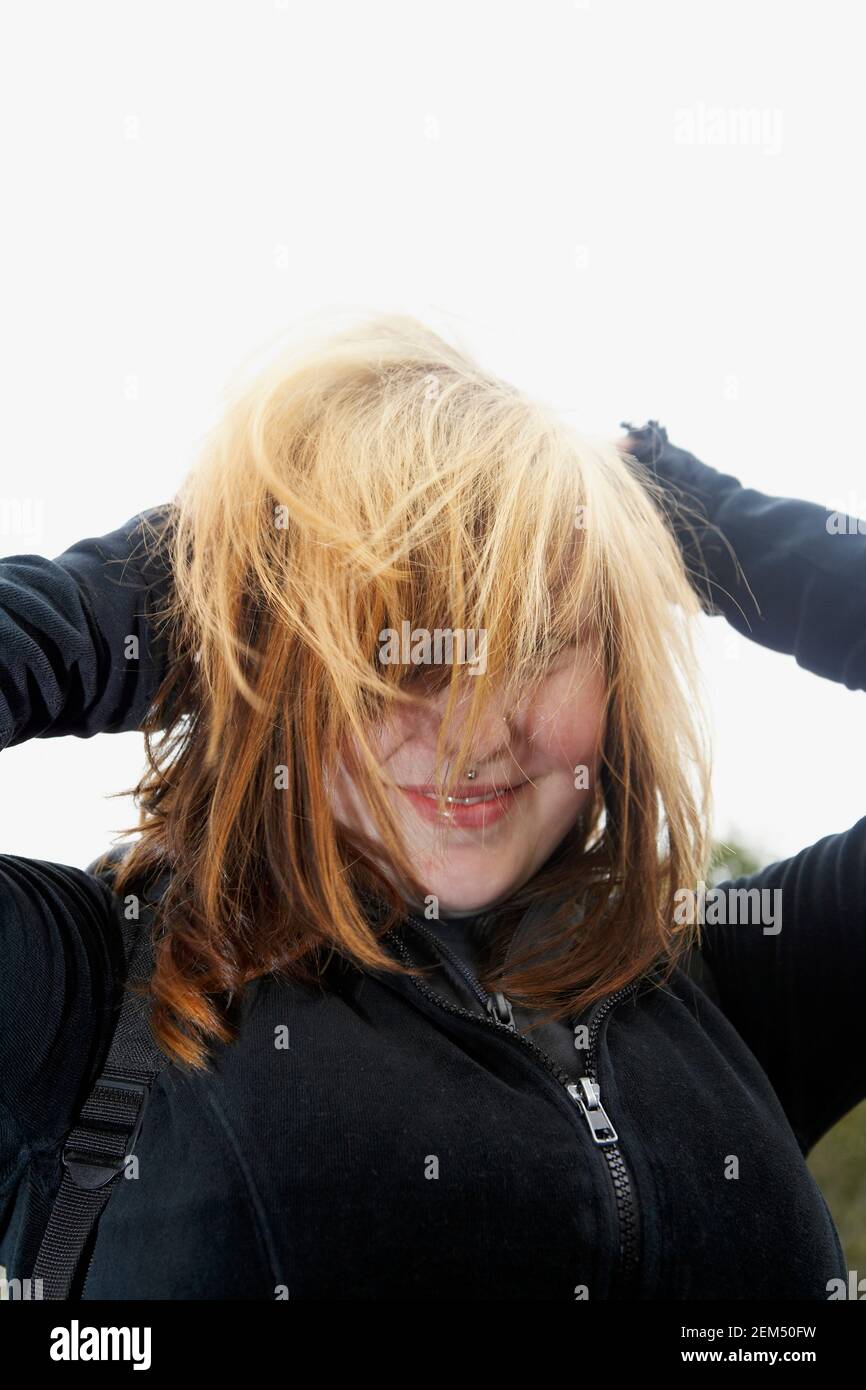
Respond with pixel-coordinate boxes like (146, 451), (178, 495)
(465, 717), (509, 781)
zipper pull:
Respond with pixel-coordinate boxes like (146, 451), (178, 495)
(567, 1077), (619, 1145)
(486, 991), (516, 1030)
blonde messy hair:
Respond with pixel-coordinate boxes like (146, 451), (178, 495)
(108, 312), (713, 1068)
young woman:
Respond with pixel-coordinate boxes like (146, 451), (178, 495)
(1, 315), (863, 1301)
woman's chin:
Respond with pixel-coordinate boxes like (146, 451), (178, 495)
(407, 866), (525, 918)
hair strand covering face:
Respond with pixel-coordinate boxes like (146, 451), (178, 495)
(102, 312), (713, 1070)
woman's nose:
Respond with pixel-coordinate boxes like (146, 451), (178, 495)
(415, 683), (517, 764)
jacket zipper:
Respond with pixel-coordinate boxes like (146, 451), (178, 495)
(574, 985), (641, 1286)
(388, 917), (641, 1293)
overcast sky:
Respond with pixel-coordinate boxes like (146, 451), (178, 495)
(1, 0), (864, 873)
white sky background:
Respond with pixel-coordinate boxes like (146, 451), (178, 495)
(1, 0), (864, 873)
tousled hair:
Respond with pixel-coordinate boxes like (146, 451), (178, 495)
(103, 312), (713, 1069)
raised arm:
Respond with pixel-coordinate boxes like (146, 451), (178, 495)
(621, 421), (866, 1153)
(620, 420), (866, 689)
(0, 505), (176, 748)
(0, 508), (176, 1257)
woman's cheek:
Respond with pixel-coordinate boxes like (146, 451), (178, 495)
(528, 667), (607, 785)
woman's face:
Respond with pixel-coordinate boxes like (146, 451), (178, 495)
(329, 645), (607, 917)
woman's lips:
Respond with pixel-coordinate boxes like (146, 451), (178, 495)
(399, 782), (529, 828)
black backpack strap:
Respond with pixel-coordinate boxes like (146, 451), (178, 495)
(32, 860), (169, 1300)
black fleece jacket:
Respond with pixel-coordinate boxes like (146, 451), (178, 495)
(0, 423), (864, 1300)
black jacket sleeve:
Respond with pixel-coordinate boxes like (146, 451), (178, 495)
(624, 421), (866, 1153)
(0, 506), (175, 749)
(0, 509), (174, 1205)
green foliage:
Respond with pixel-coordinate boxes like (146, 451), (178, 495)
(809, 1102), (866, 1271)
(709, 834), (762, 883)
